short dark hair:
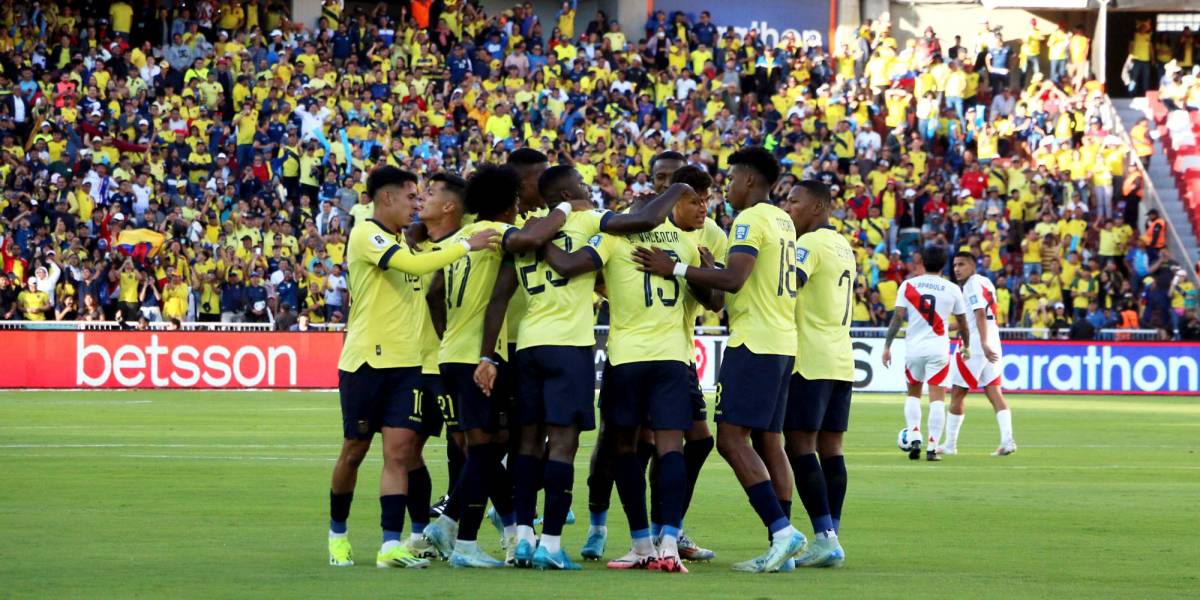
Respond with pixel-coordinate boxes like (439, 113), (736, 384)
(366, 166), (418, 199)
(465, 165), (520, 220)
(537, 164), (579, 200)
(793, 180), (832, 208)
(430, 172), (467, 202)
(506, 147), (549, 167)
(670, 164), (712, 194)
(922, 246), (948, 272)
(728, 146), (781, 186)
(650, 151), (686, 172)
(953, 251), (976, 263)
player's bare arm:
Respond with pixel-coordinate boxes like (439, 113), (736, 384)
(474, 261), (518, 395)
(426, 270), (447, 338)
(882, 307), (906, 368)
(687, 247), (725, 312)
(542, 242), (600, 278)
(633, 246), (755, 293)
(976, 308), (998, 362)
(602, 182), (697, 233)
(955, 313), (971, 360)
(501, 208), (568, 253)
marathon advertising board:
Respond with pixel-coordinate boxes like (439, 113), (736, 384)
(650, 0), (835, 50)
(4, 331), (1198, 394)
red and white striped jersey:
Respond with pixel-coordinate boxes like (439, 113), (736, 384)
(895, 274), (966, 358)
(961, 273), (1002, 356)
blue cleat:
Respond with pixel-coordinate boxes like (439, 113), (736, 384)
(486, 507), (506, 539)
(778, 558), (796, 572)
(532, 546), (582, 571)
(580, 530), (607, 560)
(794, 535), (845, 568)
(448, 543), (507, 569)
(513, 539), (536, 568)
(421, 515), (458, 559)
(762, 531), (807, 572)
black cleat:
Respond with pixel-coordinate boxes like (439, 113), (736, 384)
(926, 449), (941, 462)
(908, 443), (921, 460)
(429, 495), (449, 519)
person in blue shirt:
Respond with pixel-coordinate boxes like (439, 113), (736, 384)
(692, 11), (718, 47)
(331, 25), (352, 64)
(447, 45), (472, 84)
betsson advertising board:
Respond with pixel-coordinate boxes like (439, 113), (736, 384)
(2, 331), (1197, 394)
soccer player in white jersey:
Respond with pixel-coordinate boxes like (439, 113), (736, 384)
(947, 252), (1017, 456)
(882, 247), (970, 461)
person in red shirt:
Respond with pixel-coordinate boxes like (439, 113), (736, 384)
(960, 162), (986, 200)
(923, 191), (948, 219)
(847, 183), (873, 219)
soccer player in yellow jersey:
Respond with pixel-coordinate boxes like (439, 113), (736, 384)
(421, 166), (571, 568)
(636, 147), (805, 573)
(475, 164), (698, 570)
(327, 166), (497, 570)
(778, 181), (854, 567)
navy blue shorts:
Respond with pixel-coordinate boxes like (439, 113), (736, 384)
(338, 365), (425, 439)
(686, 365), (707, 421)
(440, 363), (502, 433)
(422, 373), (452, 436)
(713, 346), (794, 433)
(600, 361), (693, 431)
(516, 345), (596, 431)
(784, 373), (853, 432)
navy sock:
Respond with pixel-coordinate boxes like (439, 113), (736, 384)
(512, 453), (541, 527)
(380, 494), (407, 541)
(656, 451), (686, 530)
(612, 452), (649, 533)
(446, 438), (466, 496)
(542, 459), (574, 536)
(636, 440), (656, 475)
(457, 443), (497, 542)
(681, 436), (713, 517)
(744, 480), (789, 535)
(792, 453), (835, 533)
(822, 455), (847, 533)
(443, 466), (465, 522)
(329, 490), (353, 533)
(407, 467), (431, 534)
(488, 455), (514, 520)
(779, 499), (793, 522)
(587, 448), (614, 516)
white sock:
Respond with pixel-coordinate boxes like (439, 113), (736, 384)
(540, 534), (561, 554)
(996, 409), (1013, 445)
(659, 533), (678, 556)
(588, 525), (608, 537)
(904, 396), (922, 431)
(771, 525), (797, 543)
(329, 530), (348, 538)
(817, 530), (838, 540)
(927, 401), (946, 448)
(946, 413), (964, 448)
(454, 539), (478, 551)
(504, 524), (517, 539)
(633, 535), (655, 555)
(517, 525), (536, 545)
(381, 540), (401, 552)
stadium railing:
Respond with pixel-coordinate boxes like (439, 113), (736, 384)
(0, 321), (1164, 340)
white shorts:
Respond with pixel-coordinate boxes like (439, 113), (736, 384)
(952, 352), (1002, 390)
(904, 354), (951, 387)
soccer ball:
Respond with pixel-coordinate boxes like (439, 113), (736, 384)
(897, 428), (921, 452)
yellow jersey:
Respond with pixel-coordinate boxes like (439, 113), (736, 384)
(725, 202), (797, 357)
(514, 209), (610, 350)
(439, 220), (516, 365)
(587, 221), (700, 366)
(681, 217), (730, 360)
(338, 219), (469, 372)
(415, 237), (449, 376)
(119, 271), (140, 302)
(503, 207), (548, 348)
(795, 226), (857, 381)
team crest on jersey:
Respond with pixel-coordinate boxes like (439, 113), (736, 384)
(969, 295), (979, 305)
(588, 234), (602, 246)
(796, 247), (809, 264)
(734, 224), (749, 241)
(371, 234), (390, 248)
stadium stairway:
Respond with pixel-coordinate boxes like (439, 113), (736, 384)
(1112, 97), (1200, 267)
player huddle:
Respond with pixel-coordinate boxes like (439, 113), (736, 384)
(325, 146), (1004, 575)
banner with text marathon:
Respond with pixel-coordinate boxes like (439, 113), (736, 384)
(2, 330), (1197, 394)
(649, 0), (835, 50)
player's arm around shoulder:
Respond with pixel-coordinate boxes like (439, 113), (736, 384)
(502, 206), (568, 253)
(602, 182), (697, 233)
(544, 232), (609, 278)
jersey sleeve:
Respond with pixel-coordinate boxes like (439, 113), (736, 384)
(584, 232), (615, 267)
(579, 209), (615, 235)
(964, 279), (987, 313)
(795, 233), (821, 286)
(355, 225), (468, 276)
(728, 210), (766, 259)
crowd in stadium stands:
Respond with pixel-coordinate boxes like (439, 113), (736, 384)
(0, 0), (1198, 340)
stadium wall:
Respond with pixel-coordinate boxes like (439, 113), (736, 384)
(5, 331), (1197, 394)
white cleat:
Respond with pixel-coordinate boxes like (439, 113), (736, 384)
(937, 445), (958, 456)
(992, 441), (1018, 456)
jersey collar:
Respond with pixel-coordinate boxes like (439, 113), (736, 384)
(366, 218), (395, 235)
(819, 224), (836, 231)
(431, 227), (461, 243)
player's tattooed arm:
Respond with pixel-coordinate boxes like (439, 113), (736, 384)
(543, 242), (600, 278)
(882, 307), (905, 368)
(475, 261), (518, 396)
(954, 313), (971, 360)
(601, 183), (696, 234)
(426, 270), (447, 338)
(975, 308), (997, 362)
(634, 246), (754, 293)
(503, 210), (569, 253)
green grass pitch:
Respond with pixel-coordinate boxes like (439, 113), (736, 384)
(1, 391), (1198, 598)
